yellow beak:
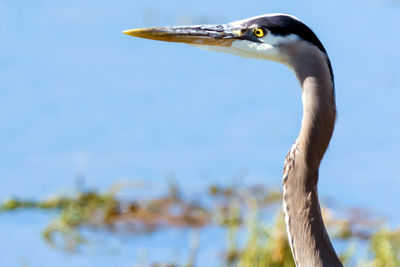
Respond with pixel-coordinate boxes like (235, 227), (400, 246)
(123, 24), (241, 47)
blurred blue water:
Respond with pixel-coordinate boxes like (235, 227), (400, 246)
(0, 210), (228, 267)
(1, 0), (399, 265)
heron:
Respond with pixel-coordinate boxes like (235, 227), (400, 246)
(124, 13), (342, 267)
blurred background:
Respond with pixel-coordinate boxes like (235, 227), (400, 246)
(0, 0), (399, 266)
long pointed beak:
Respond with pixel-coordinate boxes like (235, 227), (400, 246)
(123, 24), (242, 47)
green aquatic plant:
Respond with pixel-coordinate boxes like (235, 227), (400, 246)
(361, 228), (400, 267)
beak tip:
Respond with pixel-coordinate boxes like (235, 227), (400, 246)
(123, 29), (141, 37)
(122, 30), (132, 36)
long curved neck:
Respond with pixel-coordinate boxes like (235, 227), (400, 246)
(282, 44), (342, 267)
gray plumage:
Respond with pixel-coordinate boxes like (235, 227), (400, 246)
(281, 40), (341, 266)
(124, 13), (343, 266)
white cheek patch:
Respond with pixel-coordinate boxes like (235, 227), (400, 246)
(231, 40), (283, 61)
(191, 33), (300, 64)
(260, 33), (300, 46)
(190, 44), (242, 56)
(191, 41), (283, 62)
(229, 33), (300, 62)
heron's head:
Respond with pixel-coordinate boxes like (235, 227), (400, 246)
(124, 14), (328, 66)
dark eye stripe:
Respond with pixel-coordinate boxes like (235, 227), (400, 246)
(247, 16), (326, 54)
(242, 15), (334, 90)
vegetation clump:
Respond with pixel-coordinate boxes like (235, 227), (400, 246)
(1, 182), (399, 266)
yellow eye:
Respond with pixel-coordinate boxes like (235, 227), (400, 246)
(253, 28), (265, 38)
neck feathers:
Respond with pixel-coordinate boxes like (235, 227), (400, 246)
(282, 43), (342, 267)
